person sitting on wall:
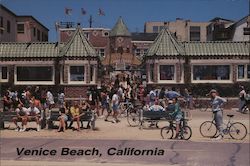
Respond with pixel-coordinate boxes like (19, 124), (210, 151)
(57, 107), (68, 132)
(148, 100), (165, 112)
(80, 100), (91, 129)
(26, 102), (41, 132)
(69, 101), (81, 131)
(148, 100), (165, 128)
(12, 104), (28, 132)
(30, 96), (42, 110)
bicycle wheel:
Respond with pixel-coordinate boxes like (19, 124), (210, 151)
(161, 126), (174, 139)
(229, 122), (247, 140)
(127, 109), (140, 127)
(200, 121), (217, 138)
(180, 125), (192, 140)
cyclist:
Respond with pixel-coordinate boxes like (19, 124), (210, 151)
(169, 97), (183, 139)
(209, 89), (227, 140)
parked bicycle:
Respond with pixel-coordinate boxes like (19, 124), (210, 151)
(161, 117), (192, 140)
(200, 114), (247, 140)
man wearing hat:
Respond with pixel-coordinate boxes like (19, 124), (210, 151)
(209, 89), (227, 140)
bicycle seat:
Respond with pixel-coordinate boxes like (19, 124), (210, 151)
(227, 114), (234, 118)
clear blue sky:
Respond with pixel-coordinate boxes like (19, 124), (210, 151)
(1, 0), (249, 42)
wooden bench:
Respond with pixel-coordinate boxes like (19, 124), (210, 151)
(47, 111), (96, 130)
(138, 110), (172, 129)
(0, 111), (46, 130)
(139, 109), (192, 128)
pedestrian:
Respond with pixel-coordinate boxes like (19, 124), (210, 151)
(111, 89), (120, 123)
(183, 88), (193, 109)
(100, 85), (109, 118)
(209, 89), (227, 140)
(104, 85), (115, 122)
(3, 91), (12, 111)
(57, 89), (65, 108)
(46, 89), (55, 111)
(238, 86), (247, 113)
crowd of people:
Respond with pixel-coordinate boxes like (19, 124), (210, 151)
(1, 73), (249, 136)
(2, 86), (59, 132)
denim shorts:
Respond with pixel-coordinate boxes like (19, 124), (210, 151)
(112, 104), (119, 112)
(102, 102), (109, 109)
(175, 114), (183, 124)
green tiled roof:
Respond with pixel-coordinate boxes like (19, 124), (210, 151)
(184, 41), (250, 56)
(146, 28), (185, 57)
(110, 17), (131, 37)
(146, 27), (249, 57)
(0, 42), (58, 58)
(60, 26), (97, 57)
(0, 27), (98, 59)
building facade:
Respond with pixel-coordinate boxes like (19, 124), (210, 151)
(206, 17), (235, 41)
(59, 17), (143, 72)
(145, 27), (250, 95)
(0, 5), (17, 42)
(231, 15), (250, 41)
(0, 26), (99, 98)
(144, 18), (210, 42)
(0, 4), (49, 42)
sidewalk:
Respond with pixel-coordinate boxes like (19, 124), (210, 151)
(0, 109), (249, 143)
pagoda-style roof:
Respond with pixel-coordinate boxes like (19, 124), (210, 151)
(0, 42), (58, 58)
(184, 41), (250, 56)
(102, 53), (141, 66)
(146, 27), (185, 57)
(110, 17), (131, 37)
(146, 27), (249, 58)
(0, 26), (98, 59)
(60, 26), (97, 58)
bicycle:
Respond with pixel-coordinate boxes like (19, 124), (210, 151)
(200, 113), (247, 140)
(125, 102), (141, 127)
(161, 117), (192, 140)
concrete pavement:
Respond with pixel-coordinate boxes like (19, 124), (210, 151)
(0, 109), (249, 166)
(1, 138), (249, 166)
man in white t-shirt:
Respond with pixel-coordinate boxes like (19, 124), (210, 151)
(46, 90), (55, 109)
(26, 103), (41, 132)
(112, 90), (120, 123)
(149, 90), (156, 106)
(13, 104), (29, 131)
